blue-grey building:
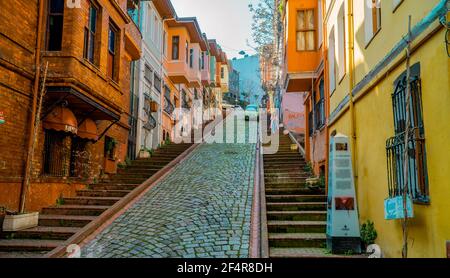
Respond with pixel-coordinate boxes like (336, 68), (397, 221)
(230, 55), (264, 106)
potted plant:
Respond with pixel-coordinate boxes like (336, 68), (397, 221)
(138, 147), (153, 159)
(2, 209), (39, 232)
(361, 220), (378, 252)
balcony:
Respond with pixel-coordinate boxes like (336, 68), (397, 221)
(201, 67), (210, 86)
(187, 67), (201, 88)
(166, 60), (190, 85)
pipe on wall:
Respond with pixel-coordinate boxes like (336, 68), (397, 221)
(19, 0), (45, 213)
(347, 0), (357, 181)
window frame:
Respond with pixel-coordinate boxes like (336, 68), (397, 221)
(107, 20), (119, 81)
(189, 48), (194, 68)
(46, 0), (65, 51)
(83, 1), (99, 65)
(364, 0), (382, 47)
(296, 8), (316, 52)
(172, 36), (180, 60)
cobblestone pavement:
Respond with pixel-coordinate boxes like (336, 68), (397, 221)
(81, 116), (257, 258)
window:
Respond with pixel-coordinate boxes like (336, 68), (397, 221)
(47, 0), (64, 51)
(144, 64), (153, 85)
(328, 27), (336, 93)
(221, 67), (224, 79)
(315, 78), (325, 129)
(154, 72), (162, 93)
(185, 41), (189, 64)
(364, 0), (381, 44)
(107, 22), (119, 81)
(337, 4), (346, 80)
(386, 63), (429, 204)
(163, 31), (167, 55)
(317, 2), (323, 47)
(296, 9), (315, 51)
(84, 1), (99, 64)
(392, 0), (404, 11)
(104, 136), (116, 160)
(172, 36), (179, 60)
(189, 48), (194, 68)
(153, 15), (158, 45)
(201, 52), (205, 70)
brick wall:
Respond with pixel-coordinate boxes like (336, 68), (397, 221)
(0, 0), (141, 212)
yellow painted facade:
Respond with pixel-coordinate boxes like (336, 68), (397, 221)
(326, 0), (449, 258)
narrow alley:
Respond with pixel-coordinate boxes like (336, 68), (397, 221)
(80, 117), (258, 258)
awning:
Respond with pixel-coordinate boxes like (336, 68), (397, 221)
(43, 106), (78, 134)
(78, 118), (98, 141)
(45, 86), (121, 121)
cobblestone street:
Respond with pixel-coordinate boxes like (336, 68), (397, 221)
(81, 117), (258, 258)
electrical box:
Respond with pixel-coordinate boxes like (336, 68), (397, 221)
(326, 133), (361, 254)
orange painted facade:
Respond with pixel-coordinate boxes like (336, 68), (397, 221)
(283, 0), (322, 93)
(282, 0), (327, 178)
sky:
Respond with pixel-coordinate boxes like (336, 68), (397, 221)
(170, 0), (260, 59)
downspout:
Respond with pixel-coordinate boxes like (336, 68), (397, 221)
(322, 0), (330, 195)
(19, 0), (45, 213)
(347, 0), (357, 180)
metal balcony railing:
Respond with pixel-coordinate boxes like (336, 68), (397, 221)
(164, 97), (175, 115)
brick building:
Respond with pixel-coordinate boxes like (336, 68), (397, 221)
(0, 0), (141, 212)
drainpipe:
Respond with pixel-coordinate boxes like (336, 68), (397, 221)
(322, 0), (330, 195)
(347, 0), (357, 180)
(19, 0), (45, 213)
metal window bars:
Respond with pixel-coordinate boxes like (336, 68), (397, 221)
(386, 75), (429, 203)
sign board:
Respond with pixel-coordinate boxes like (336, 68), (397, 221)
(0, 111), (4, 125)
(384, 196), (414, 220)
(327, 133), (361, 254)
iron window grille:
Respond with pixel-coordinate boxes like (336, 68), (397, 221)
(386, 63), (429, 204)
(143, 96), (157, 130)
(164, 87), (175, 115)
(308, 111), (314, 137)
(43, 130), (69, 177)
(154, 73), (162, 93)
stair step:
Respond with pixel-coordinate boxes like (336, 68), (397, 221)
(267, 211), (327, 221)
(0, 251), (47, 258)
(265, 177), (309, 183)
(0, 226), (79, 240)
(76, 190), (131, 198)
(269, 233), (326, 248)
(269, 248), (366, 258)
(101, 179), (146, 184)
(265, 188), (315, 195)
(266, 195), (326, 202)
(268, 221), (326, 233)
(91, 184), (140, 191)
(64, 197), (121, 206)
(264, 157), (303, 162)
(0, 239), (64, 252)
(264, 171), (310, 176)
(38, 215), (96, 227)
(266, 202), (327, 211)
(42, 205), (109, 216)
(265, 182), (307, 187)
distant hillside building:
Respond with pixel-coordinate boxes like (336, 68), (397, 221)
(230, 55), (264, 105)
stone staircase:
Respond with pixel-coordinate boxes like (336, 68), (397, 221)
(0, 142), (193, 258)
(263, 131), (329, 258)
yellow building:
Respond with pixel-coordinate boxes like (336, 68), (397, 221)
(325, 0), (449, 257)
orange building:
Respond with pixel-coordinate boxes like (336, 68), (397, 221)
(0, 0), (141, 212)
(281, 0), (327, 178)
(164, 17), (209, 138)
